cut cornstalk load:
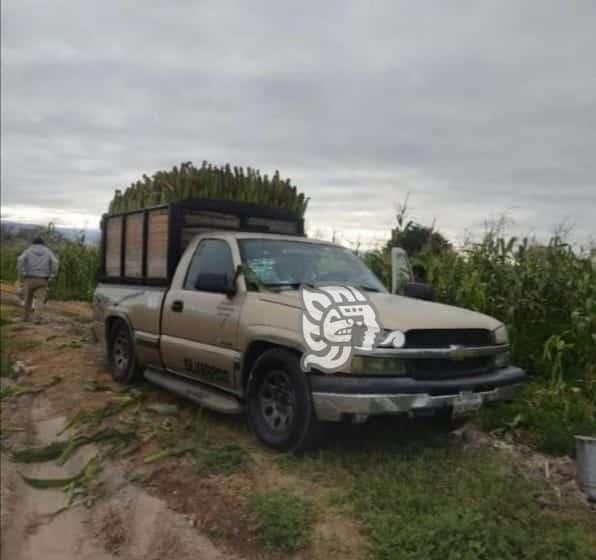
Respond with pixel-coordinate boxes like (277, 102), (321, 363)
(107, 161), (309, 217)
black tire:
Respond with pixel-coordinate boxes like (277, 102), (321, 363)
(247, 349), (320, 452)
(108, 321), (140, 384)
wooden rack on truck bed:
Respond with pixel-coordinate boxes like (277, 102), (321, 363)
(99, 198), (305, 286)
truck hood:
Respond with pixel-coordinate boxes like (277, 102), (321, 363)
(258, 291), (502, 332)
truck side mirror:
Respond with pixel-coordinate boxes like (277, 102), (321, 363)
(391, 247), (413, 294)
(195, 273), (237, 296)
(403, 281), (434, 301)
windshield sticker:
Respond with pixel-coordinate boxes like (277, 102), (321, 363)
(300, 285), (392, 373)
(247, 258), (278, 283)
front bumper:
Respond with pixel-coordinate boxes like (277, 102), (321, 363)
(310, 366), (526, 422)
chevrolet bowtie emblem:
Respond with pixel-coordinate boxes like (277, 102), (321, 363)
(448, 345), (467, 361)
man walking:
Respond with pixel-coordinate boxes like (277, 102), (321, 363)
(16, 237), (59, 323)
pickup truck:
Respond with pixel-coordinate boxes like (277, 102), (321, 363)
(93, 199), (526, 451)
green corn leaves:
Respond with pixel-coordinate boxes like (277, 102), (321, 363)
(20, 456), (101, 490)
(107, 161), (309, 216)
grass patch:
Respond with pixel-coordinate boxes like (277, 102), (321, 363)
(193, 443), (246, 474)
(324, 443), (595, 559)
(250, 490), (313, 552)
(0, 305), (41, 377)
(0, 305), (20, 324)
(275, 420), (596, 560)
(0, 349), (15, 378)
(0, 310), (16, 378)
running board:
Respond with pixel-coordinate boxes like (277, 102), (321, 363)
(144, 368), (244, 415)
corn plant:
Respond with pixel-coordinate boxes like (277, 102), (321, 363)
(365, 226), (595, 452)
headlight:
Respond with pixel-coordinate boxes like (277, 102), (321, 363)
(493, 324), (509, 345)
(493, 324), (510, 368)
(351, 356), (407, 375)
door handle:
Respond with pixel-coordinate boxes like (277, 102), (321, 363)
(171, 300), (184, 312)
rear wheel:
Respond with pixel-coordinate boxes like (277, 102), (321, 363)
(108, 321), (140, 384)
(247, 349), (320, 452)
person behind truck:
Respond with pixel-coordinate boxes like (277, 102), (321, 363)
(16, 237), (59, 323)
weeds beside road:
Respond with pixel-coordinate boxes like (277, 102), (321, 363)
(1, 290), (595, 560)
(366, 231), (596, 457)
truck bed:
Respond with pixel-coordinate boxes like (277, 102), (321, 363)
(94, 283), (167, 366)
(99, 198), (305, 287)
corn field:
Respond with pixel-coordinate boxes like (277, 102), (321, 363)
(365, 232), (596, 454)
(0, 241), (98, 302)
(108, 161), (309, 216)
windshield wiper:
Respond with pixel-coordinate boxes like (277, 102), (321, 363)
(258, 281), (381, 293)
(356, 285), (382, 292)
(263, 282), (315, 290)
(271, 282), (381, 292)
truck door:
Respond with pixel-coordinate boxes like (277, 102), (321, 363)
(161, 238), (242, 393)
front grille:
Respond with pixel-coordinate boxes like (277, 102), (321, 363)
(407, 356), (494, 380)
(404, 329), (494, 380)
(404, 329), (492, 348)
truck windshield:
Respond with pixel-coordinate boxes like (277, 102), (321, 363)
(238, 239), (387, 292)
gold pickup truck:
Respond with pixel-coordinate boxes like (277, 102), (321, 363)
(93, 200), (526, 451)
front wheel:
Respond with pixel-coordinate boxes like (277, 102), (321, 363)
(247, 349), (320, 452)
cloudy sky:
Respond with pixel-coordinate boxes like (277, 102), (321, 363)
(2, 1), (595, 248)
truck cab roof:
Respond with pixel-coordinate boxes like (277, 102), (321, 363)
(193, 231), (336, 246)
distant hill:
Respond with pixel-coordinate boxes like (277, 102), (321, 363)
(0, 220), (101, 244)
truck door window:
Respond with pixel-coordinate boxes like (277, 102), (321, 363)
(184, 239), (235, 291)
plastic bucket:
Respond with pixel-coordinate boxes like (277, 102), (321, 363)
(575, 435), (596, 501)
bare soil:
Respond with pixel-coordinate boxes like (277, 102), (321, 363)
(0, 286), (364, 560)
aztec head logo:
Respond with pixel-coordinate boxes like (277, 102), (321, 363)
(300, 285), (382, 373)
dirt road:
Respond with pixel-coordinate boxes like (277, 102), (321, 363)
(0, 292), (244, 560)
(0, 287), (362, 560)
(1, 398), (236, 560)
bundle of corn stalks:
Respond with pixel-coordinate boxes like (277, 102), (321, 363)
(107, 161), (309, 216)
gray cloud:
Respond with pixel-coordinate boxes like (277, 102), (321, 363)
(1, 0), (595, 246)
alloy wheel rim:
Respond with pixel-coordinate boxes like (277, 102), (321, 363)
(113, 335), (130, 371)
(259, 369), (295, 434)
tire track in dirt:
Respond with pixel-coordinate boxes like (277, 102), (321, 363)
(1, 287), (368, 560)
(1, 397), (241, 560)
(1, 297), (242, 560)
